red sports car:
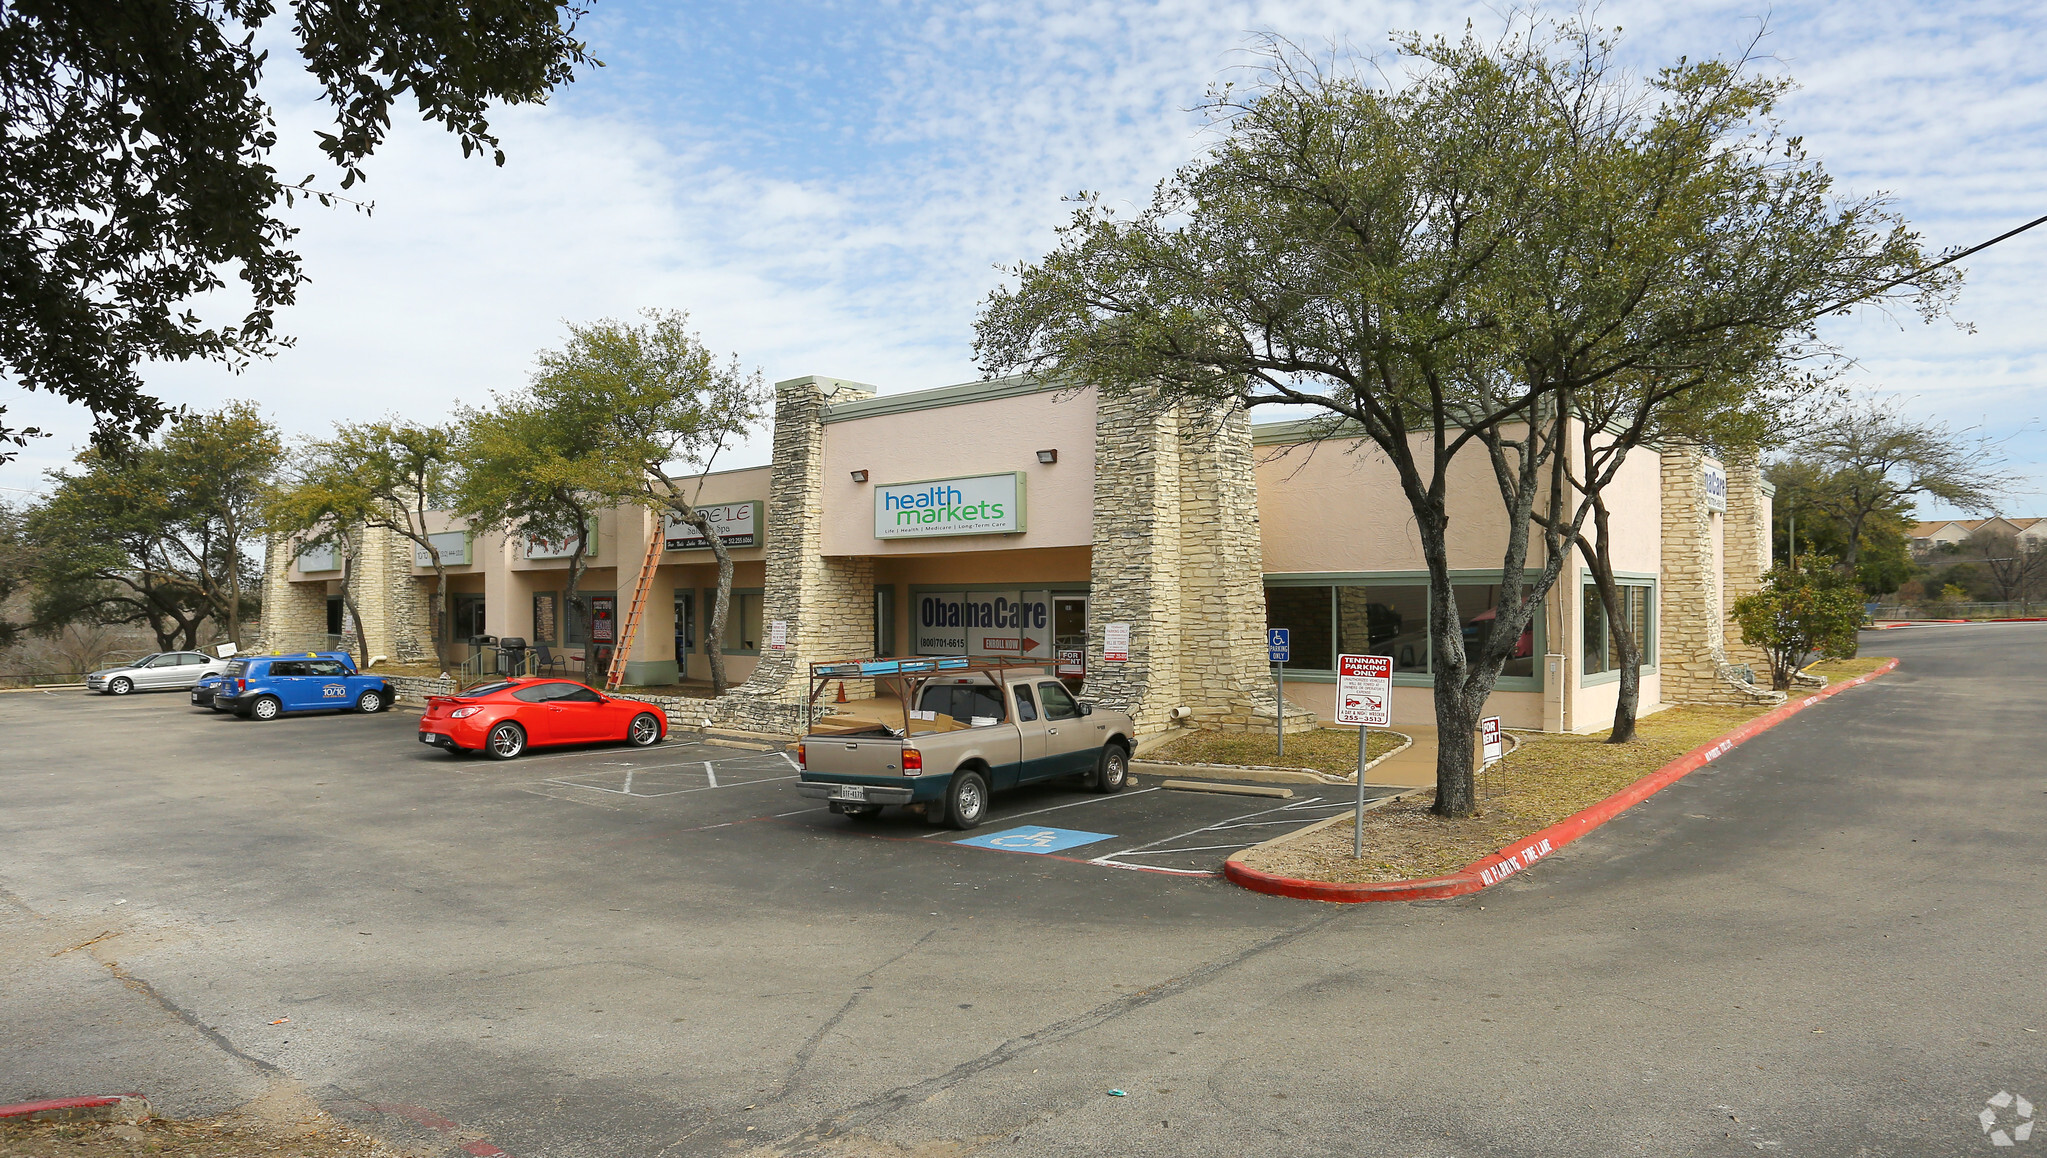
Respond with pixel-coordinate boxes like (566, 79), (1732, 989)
(417, 678), (667, 759)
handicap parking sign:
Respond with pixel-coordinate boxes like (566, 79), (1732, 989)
(1267, 627), (1290, 663)
(954, 826), (1117, 855)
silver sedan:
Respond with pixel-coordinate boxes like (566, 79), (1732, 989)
(86, 651), (234, 695)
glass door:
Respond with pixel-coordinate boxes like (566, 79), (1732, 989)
(1054, 595), (1087, 688)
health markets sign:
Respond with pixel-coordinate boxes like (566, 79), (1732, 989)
(664, 502), (761, 551)
(914, 590), (1053, 658)
(874, 473), (1025, 539)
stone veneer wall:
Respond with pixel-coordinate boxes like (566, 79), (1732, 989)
(255, 523), (435, 664)
(1085, 389), (1314, 738)
(1658, 447), (1778, 706)
(1719, 455), (1772, 671)
(708, 378), (879, 735)
(257, 537), (329, 653)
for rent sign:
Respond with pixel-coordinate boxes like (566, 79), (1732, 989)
(874, 473), (1025, 539)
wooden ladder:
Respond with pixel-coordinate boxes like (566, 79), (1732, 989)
(605, 515), (668, 690)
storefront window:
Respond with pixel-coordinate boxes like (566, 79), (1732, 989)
(564, 592), (614, 648)
(1582, 582), (1654, 678)
(1265, 586), (1334, 671)
(674, 590), (694, 655)
(532, 592), (559, 646)
(722, 591), (763, 654)
(1337, 585), (1429, 674)
(1457, 584), (1535, 678)
(874, 587), (894, 657)
(1267, 577), (1542, 682)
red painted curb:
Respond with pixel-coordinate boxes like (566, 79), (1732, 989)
(0, 1095), (150, 1124)
(1224, 658), (1902, 903)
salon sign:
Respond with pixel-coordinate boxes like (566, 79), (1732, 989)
(874, 473), (1026, 539)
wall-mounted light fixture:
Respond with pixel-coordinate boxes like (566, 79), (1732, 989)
(1035, 449), (1059, 465)
(849, 469), (869, 483)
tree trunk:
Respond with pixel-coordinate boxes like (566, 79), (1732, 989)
(1575, 497), (1641, 744)
(564, 507), (594, 682)
(225, 516), (242, 649)
(698, 514), (735, 696)
(1423, 540), (1481, 818)
(340, 538), (369, 664)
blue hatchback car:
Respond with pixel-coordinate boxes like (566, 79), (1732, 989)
(213, 652), (395, 720)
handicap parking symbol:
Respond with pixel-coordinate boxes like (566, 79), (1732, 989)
(954, 826), (1117, 855)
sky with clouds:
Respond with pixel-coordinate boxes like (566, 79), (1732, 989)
(1, 0), (2040, 517)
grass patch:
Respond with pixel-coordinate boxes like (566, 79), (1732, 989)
(1148, 727), (1405, 774)
(1239, 660), (1896, 884)
(1804, 656), (1891, 681)
(0, 1117), (387, 1157)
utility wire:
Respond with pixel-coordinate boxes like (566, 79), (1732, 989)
(1815, 210), (2047, 318)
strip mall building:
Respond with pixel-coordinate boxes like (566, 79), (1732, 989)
(262, 375), (1775, 737)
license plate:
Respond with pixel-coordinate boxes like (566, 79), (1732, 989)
(190, 693), (201, 702)
(831, 785), (867, 802)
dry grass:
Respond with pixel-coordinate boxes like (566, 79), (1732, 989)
(0, 1118), (391, 1158)
(1147, 727), (1406, 774)
(1803, 656), (1891, 681)
(1239, 658), (1896, 884)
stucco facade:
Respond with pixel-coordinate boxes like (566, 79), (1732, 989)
(262, 373), (1769, 738)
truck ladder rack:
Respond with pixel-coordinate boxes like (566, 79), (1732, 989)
(605, 516), (667, 690)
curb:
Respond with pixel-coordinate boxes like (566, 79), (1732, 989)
(1223, 659), (1901, 903)
(0, 1095), (150, 1125)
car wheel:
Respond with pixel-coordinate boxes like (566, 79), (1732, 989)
(356, 689), (385, 714)
(1093, 743), (1130, 794)
(843, 804), (885, 821)
(946, 768), (990, 830)
(250, 695), (282, 721)
(486, 722), (526, 759)
(626, 712), (662, 747)
(108, 677), (133, 696)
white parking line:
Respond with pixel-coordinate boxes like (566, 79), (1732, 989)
(1088, 796), (1345, 873)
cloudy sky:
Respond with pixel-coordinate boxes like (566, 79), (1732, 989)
(1, 0), (2040, 517)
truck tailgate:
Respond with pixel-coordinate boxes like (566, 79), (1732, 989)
(803, 735), (907, 778)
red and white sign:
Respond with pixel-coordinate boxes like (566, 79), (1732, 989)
(768, 620), (788, 651)
(1102, 623), (1130, 663)
(1334, 653), (1392, 727)
(1057, 648), (1085, 677)
(1481, 716), (1503, 767)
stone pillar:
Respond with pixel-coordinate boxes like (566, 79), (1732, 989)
(1659, 447), (1777, 706)
(1083, 389), (1186, 736)
(256, 536), (329, 654)
(1720, 454), (1772, 670)
(1178, 401), (1316, 736)
(710, 377), (878, 735)
(1087, 389), (1314, 739)
(349, 523), (433, 664)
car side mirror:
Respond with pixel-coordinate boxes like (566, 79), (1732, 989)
(1077, 702), (1093, 716)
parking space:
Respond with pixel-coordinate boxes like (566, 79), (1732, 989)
(11, 688), (1382, 884)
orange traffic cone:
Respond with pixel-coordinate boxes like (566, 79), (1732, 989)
(835, 680), (848, 703)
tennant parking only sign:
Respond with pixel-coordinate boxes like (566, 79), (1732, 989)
(1335, 654), (1392, 727)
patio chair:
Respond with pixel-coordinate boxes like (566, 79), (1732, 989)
(532, 644), (568, 677)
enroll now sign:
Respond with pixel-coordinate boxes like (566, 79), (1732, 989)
(874, 473), (1025, 539)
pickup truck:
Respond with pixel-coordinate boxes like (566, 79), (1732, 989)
(213, 652), (395, 720)
(795, 659), (1136, 829)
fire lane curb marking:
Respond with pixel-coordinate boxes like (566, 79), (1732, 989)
(1222, 659), (1902, 903)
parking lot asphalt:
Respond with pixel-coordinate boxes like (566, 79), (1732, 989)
(5, 625), (2044, 1157)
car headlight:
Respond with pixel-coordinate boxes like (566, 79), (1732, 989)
(450, 707), (481, 719)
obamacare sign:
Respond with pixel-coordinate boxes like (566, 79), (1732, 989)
(873, 472), (1026, 539)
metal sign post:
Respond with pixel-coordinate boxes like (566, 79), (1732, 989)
(1267, 628), (1290, 759)
(1335, 654), (1393, 858)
